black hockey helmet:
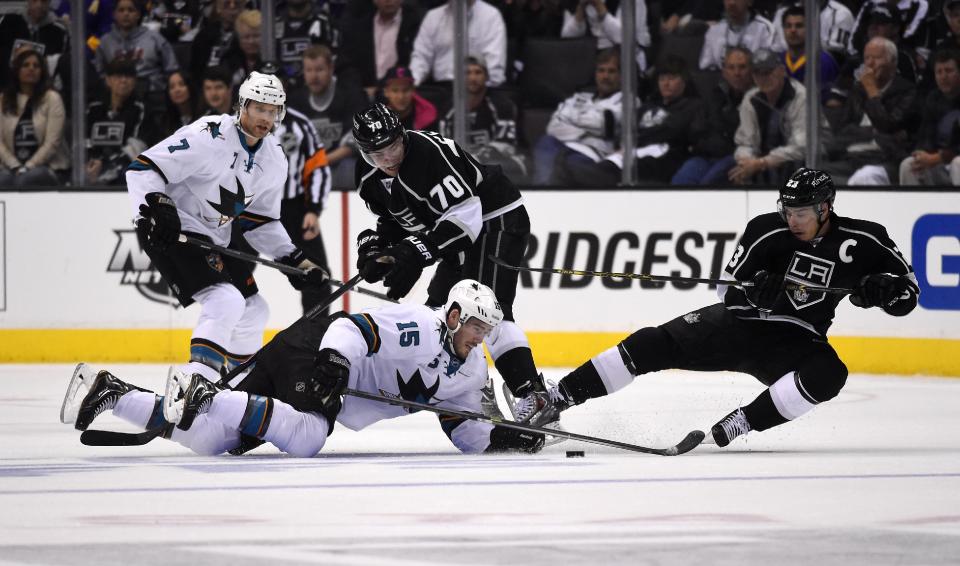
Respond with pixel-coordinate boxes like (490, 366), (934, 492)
(778, 167), (835, 221)
(353, 103), (406, 153)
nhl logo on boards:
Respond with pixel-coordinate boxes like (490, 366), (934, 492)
(107, 229), (178, 307)
(683, 312), (701, 324)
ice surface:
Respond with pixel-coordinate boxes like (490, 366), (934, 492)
(1, 364), (958, 565)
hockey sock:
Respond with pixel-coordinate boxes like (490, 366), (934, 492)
(113, 391), (163, 429)
(205, 390), (254, 431)
(191, 283), (247, 374)
(591, 345), (637, 395)
(258, 398), (330, 457)
(494, 347), (541, 395)
(559, 360), (610, 404)
(227, 294), (270, 363)
(741, 390), (790, 432)
(189, 338), (229, 374)
(768, 370), (818, 421)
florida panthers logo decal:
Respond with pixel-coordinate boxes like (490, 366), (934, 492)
(784, 251), (835, 309)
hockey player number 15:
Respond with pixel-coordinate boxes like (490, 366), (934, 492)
(429, 175), (466, 210)
(397, 321), (420, 347)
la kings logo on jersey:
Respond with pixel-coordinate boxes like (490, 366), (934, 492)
(107, 230), (178, 307)
(784, 251), (835, 309)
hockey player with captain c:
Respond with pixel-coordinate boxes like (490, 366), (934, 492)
(126, 70), (329, 383)
(509, 168), (919, 448)
(60, 280), (546, 457)
(351, 102), (549, 411)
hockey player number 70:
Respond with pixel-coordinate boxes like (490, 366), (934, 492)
(429, 175), (466, 209)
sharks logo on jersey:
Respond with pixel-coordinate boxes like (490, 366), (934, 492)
(394, 369), (442, 412)
(204, 177), (254, 226)
(202, 120), (224, 140)
(784, 251), (835, 309)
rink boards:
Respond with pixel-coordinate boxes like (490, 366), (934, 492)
(0, 189), (957, 375)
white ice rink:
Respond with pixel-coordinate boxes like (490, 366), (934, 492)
(1, 364), (958, 565)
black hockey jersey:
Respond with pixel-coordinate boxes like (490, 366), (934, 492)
(275, 9), (338, 88)
(355, 130), (523, 258)
(722, 212), (919, 336)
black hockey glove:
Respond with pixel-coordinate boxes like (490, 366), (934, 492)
(744, 270), (785, 311)
(277, 248), (330, 290)
(382, 235), (439, 300)
(850, 273), (908, 309)
(307, 348), (351, 406)
(485, 427), (545, 454)
(137, 192), (180, 251)
(355, 229), (392, 283)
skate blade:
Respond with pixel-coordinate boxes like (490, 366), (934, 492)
(162, 366), (187, 424)
(500, 382), (520, 420)
(60, 363), (94, 425)
(543, 422), (569, 447)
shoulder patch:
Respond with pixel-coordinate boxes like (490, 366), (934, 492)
(347, 313), (382, 356)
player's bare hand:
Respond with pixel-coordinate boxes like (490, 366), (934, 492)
(302, 211), (320, 241)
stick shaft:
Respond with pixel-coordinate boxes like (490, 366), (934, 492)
(179, 234), (398, 303)
(345, 388), (683, 455)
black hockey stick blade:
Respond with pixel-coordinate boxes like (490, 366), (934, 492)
(178, 234), (398, 303)
(346, 388), (701, 456)
(80, 426), (166, 446)
(487, 255), (853, 294)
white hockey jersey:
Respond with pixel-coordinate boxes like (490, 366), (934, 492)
(321, 303), (495, 454)
(125, 114), (297, 259)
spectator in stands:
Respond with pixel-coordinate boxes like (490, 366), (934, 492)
(730, 48), (806, 185)
(438, 55), (526, 179)
(900, 48), (960, 186)
(337, 0), (423, 97)
(275, 0), (338, 89)
(532, 47), (622, 185)
(699, 0), (775, 71)
(95, 0), (179, 114)
(567, 54), (702, 186)
(147, 0), (203, 44)
(934, 0), (960, 51)
(0, 0), (70, 88)
(287, 44), (369, 188)
(848, 0), (929, 57)
(410, 0), (507, 87)
(777, 5), (840, 101)
(560, 0), (651, 71)
(661, 0), (723, 35)
(380, 65), (438, 131)
(771, 1), (854, 58)
(0, 49), (68, 186)
(672, 47), (753, 185)
(198, 65), (233, 115)
(222, 9), (263, 88)
(85, 59), (148, 185)
(190, 0), (243, 87)
(832, 2), (919, 97)
(824, 37), (919, 185)
(153, 70), (197, 141)
(496, 0), (564, 44)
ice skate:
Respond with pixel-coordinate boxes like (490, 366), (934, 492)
(164, 368), (221, 430)
(64, 365), (140, 431)
(502, 380), (570, 446)
(710, 408), (752, 447)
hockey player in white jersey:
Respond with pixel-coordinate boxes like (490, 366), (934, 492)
(126, 71), (329, 382)
(60, 280), (545, 456)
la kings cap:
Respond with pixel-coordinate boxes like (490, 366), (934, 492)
(751, 48), (782, 73)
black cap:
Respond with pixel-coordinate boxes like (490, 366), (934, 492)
(752, 48), (781, 72)
(868, 4), (900, 24)
(104, 58), (137, 77)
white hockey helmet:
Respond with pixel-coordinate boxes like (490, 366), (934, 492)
(444, 279), (504, 334)
(238, 71), (286, 123)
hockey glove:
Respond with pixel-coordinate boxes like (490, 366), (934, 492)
(744, 270), (785, 311)
(355, 229), (392, 283)
(485, 427), (545, 454)
(850, 273), (908, 309)
(307, 348), (351, 407)
(382, 235), (439, 300)
(278, 248), (330, 290)
(137, 192), (180, 251)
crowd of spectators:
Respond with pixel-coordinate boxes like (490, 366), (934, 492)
(0, 0), (959, 188)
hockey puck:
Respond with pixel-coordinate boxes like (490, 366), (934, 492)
(566, 450), (585, 458)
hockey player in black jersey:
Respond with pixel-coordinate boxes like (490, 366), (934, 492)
(351, 102), (546, 402)
(511, 168), (920, 448)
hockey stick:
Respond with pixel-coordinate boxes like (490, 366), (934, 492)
(178, 234), (399, 303)
(345, 388), (705, 456)
(488, 255), (854, 294)
(78, 274), (367, 447)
